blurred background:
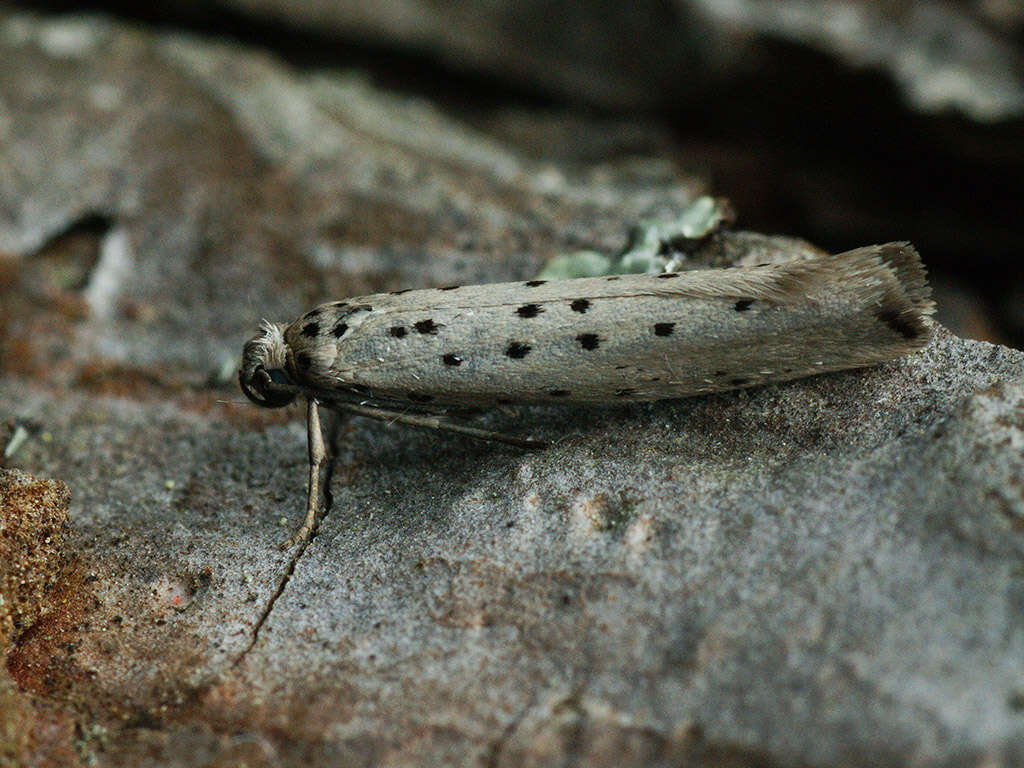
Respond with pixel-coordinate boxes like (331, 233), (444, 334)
(4, 0), (1023, 347)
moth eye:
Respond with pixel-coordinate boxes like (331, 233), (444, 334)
(265, 367), (293, 388)
(240, 365), (296, 408)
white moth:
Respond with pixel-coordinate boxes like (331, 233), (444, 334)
(240, 242), (934, 547)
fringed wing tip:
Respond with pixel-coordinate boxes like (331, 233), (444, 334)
(843, 242), (936, 347)
(872, 242), (934, 315)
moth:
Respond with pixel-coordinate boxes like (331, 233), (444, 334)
(240, 242), (934, 548)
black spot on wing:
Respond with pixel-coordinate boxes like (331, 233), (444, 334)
(390, 326), (407, 338)
(576, 333), (600, 350)
(301, 322), (320, 337)
(656, 273), (679, 279)
(505, 342), (531, 359)
(390, 288), (413, 295)
(442, 353), (462, 366)
(876, 307), (921, 340)
(524, 280), (547, 287)
(570, 299), (591, 313)
(654, 323), (675, 336)
(332, 322), (348, 338)
(517, 304), (544, 318)
(734, 299), (754, 312)
(439, 285), (461, 291)
(415, 319), (441, 334)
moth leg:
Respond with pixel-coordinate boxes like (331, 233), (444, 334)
(281, 397), (328, 550)
(336, 403), (548, 449)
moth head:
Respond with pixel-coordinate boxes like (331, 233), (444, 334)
(239, 321), (298, 408)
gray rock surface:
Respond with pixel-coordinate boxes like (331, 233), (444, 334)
(0, 10), (1021, 768)
(690, 0), (1024, 121)
(204, 0), (1024, 119)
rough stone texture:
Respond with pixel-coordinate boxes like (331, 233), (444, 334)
(0, 9), (1022, 768)
(0, 469), (70, 650)
(0, 469), (73, 768)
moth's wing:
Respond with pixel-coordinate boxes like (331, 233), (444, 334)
(283, 244), (934, 407)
